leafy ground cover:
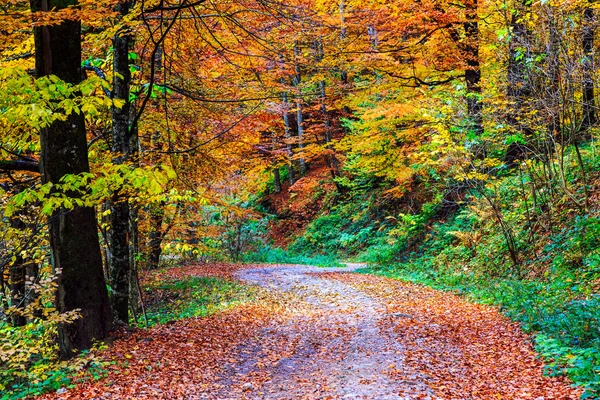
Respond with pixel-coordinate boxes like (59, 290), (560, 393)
(143, 275), (259, 327)
(36, 263), (581, 399)
(242, 246), (343, 267)
(364, 233), (600, 399)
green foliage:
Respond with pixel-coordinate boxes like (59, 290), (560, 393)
(242, 246), (343, 267)
(361, 198), (600, 398)
(144, 276), (258, 326)
(288, 188), (392, 257)
(0, 269), (109, 399)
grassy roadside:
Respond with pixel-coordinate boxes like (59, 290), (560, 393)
(142, 274), (260, 326)
(361, 259), (600, 399)
(242, 246), (344, 267)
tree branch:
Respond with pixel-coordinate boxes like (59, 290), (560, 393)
(0, 160), (40, 173)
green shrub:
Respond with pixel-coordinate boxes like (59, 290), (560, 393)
(242, 246), (343, 267)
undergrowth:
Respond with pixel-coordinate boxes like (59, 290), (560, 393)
(242, 246), (343, 267)
(143, 275), (258, 326)
(361, 200), (600, 398)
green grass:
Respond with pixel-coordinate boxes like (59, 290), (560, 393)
(242, 246), (344, 267)
(143, 275), (258, 326)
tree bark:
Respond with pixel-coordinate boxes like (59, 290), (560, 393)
(504, 0), (534, 165)
(147, 205), (165, 270)
(282, 89), (296, 185)
(31, 0), (111, 358)
(546, 14), (561, 144)
(273, 167), (282, 193)
(109, 0), (134, 324)
(582, 3), (596, 130)
(294, 42), (307, 176)
(314, 38), (341, 178)
(464, 0), (483, 137)
(9, 257), (26, 327)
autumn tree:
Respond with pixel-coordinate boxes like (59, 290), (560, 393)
(30, 0), (111, 357)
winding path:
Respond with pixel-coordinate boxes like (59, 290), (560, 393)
(49, 263), (581, 399)
(227, 264), (433, 399)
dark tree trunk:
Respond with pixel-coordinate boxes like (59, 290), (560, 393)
(582, 4), (596, 130)
(505, 0), (534, 165)
(507, 3), (533, 101)
(110, 200), (129, 322)
(109, 0), (134, 324)
(9, 258), (26, 327)
(547, 17), (561, 144)
(147, 206), (165, 270)
(464, 0), (483, 137)
(339, 0), (348, 84)
(31, 0), (111, 358)
(129, 205), (140, 317)
(9, 212), (27, 327)
(294, 42), (307, 176)
(314, 38), (341, 179)
(282, 89), (296, 185)
(273, 168), (282, 193)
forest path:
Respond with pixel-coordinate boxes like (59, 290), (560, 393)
(225, 263), (432, 399)
(49, 264), (580, 399)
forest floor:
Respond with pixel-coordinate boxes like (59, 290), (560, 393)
(45, 264), (582, 399)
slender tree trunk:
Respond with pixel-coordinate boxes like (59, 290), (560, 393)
(507, 2), (533, 101)
(9, 258), (25, 327)
(282, 89), (296, 185)
(339, 0), (348, 84)
(294, 42), (307, 176)
(110, 0), (134, 324)
(147, 205), (165, 270)
(464, 0), (483, 137)
(273, 168), (282, 193)
(31, 0), (111, 358)
(314, 39), (341, 178)
(582, 3), (596, 130)
(546, 10), (561, 145)
(129, 205), (140, 317)
(505, 0), (533, 165)
(9, 212), (27, 327)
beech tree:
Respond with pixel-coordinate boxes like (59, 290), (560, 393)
(29, 0), (112, 358)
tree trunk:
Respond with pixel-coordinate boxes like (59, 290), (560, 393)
(546, 7), (561, 148)
(582, 3), (596, 130)
(314, 38), (341, 178)
(273, 168), (282, 193)
(31, 0), (111, 359)
(147, 205), (165, 270)
(109, 0), (134, 324)
(282, 89), (296, 185)
(9, 210), (27, 327)
(129, 205), (140, 318)
(464, 0), (483, 137)
(9, 258), (26, 327)
(294, 42), (307, 176)
(339, 0), (348, 84)
(504, 0), (533, 165)
(507, 2), (533, 101)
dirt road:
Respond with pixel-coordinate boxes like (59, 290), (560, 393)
(50, 264), (581, 399)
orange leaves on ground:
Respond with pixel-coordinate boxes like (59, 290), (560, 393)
(145, 262), (255, 282)
(321, 272), (581, 400)
(42, 304), (282, 400)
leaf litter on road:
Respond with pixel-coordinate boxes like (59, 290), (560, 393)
(41, 264), (581, 399)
